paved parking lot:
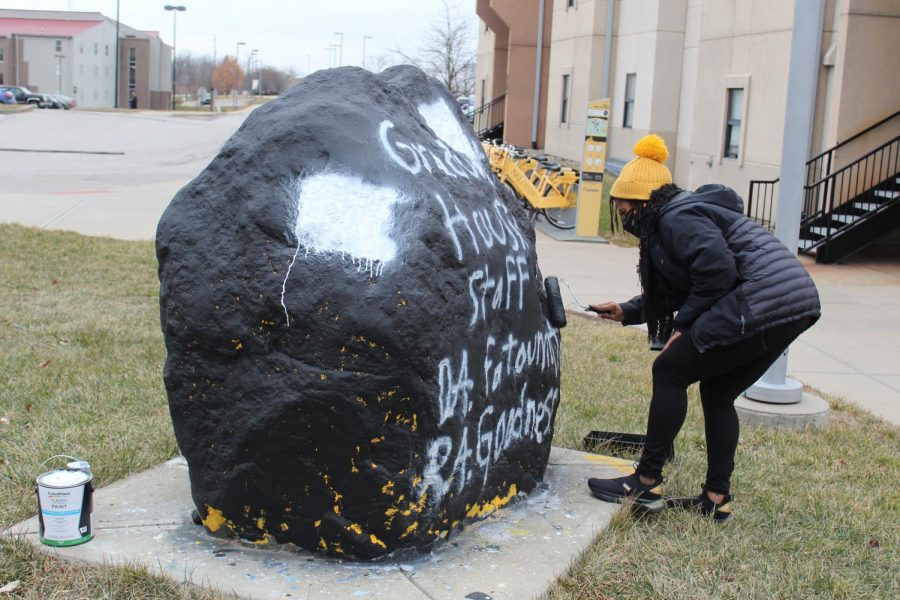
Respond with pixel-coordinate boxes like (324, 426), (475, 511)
(1, 107), (898, 425)
(0, 108), (249, 239)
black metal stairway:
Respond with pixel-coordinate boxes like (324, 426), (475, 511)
(470, 94), (506, 141)
(748, 110), (900, 264)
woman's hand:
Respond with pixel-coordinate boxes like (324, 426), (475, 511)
(587, 302), (624, 322)
(662, 330), (683, 352)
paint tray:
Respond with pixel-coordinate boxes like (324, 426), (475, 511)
(583, 430), (675, 463)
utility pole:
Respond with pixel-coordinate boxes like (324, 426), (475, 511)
(211, 34), (216, 112)
(54, 53), (65, 94)
(334, 32), (343, 66)
(114, 0), (120, 107)
(235, 41), (245, 108)
(164, 5), (187, 110)
(745, 0), (827, 405)
(362, 35), (372, 70)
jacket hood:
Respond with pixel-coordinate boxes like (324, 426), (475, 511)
(660, 184), (744, 216)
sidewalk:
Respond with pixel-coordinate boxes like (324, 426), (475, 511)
(535, 231), (900, 426)
(2, 108), (896, 425)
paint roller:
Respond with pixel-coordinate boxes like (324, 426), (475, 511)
(544, 276), (567, 328)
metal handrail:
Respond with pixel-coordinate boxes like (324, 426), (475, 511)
(806, 134), (900, 188)
(748, 109), (900, 231)
(806, 110), (900, 186)
(471, 94), (506, 138)
(802, 136), (899, 241)
(807, 110), (900, 168)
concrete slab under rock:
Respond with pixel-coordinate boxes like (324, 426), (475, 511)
(5, 447), (622, 600)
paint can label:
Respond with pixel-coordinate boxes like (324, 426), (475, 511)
(36, 468), (93, 547)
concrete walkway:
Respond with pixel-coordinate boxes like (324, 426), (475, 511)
(536, 232), (900, 426)
(1, 108), (897, 425)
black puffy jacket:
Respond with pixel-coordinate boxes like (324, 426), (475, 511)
(620, 184), (821, 352)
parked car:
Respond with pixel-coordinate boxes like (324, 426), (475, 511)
(0, 85), (50, 108)
(45, 94), (77, 109)
(0, 89), (15, 104)
(457, 96), (476, 123)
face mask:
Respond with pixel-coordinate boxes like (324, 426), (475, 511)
(621, 208), (641, 236)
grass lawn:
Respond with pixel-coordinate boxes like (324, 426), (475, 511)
(1, 224), (897, 598)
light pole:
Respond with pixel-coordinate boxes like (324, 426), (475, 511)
(54, 53), (65, 94)
(234, 41), (245, 108)
(362, 35), (373, 70)
(114, 0), (120, 107)
(164, 5), (186, 110)
(333, 32), (343, 66)
(248, 49), (257, 98)
(327, 45), (336, 68)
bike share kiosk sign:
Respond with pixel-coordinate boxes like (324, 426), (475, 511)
(575, 98), (610, 237)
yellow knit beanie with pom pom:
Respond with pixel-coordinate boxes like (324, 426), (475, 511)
(608, 134), (672, 201)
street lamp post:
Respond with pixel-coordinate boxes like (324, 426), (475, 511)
(334, 32), (343, 66)
(248, 49), (257, 99)
(54, 53), (65, 94)
(164, 4), (186, 110)
(362, 35), (373, 70)
(114, 0), (120, 107)
(235, 41), (245, 108)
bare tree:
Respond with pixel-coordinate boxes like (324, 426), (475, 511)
(212, 56), (245, 94)
(175, 53), (216, 95)
(396, 0), (476, 98)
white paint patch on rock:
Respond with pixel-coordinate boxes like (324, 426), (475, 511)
(417, 98), (480, 163)
(281, 172), (405, 324)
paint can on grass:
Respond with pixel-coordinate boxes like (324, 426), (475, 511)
(35, 456), (93, 547)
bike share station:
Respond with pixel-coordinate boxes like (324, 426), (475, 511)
(483, 99), (610, 243)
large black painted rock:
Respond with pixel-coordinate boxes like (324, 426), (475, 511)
(156, 65), (561, 559)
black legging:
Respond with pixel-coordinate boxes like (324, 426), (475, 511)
(636, 317), (813, 494)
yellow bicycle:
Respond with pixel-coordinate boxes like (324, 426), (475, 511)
(482, 140), (579, 230)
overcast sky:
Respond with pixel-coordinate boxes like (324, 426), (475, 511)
(4, 0), (479, 74)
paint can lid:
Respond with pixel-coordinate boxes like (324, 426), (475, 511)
(66, 460), (91, 473)
(39, 468), (91, 488)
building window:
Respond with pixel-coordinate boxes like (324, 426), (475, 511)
(0, 73), (3, 85)
(128, 47), (137, 91)
(79, 43), (83, 54)
(623, 73), (636, 128)
(0, 47), (4, 63)
(561, 74), (570, 124)
(724, 88), (744, 159)
(94, 43), (98, 55)
(568, 0), (576, 7)
(55, 40), (62, 52)
(105, 45), (109, 56)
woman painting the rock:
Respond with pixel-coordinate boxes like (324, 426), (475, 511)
(587, 134), (820, 521)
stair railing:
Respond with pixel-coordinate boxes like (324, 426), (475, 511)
(471, 94), (506, 139)
(747, 109), (900, 230)
(802, 134), (900, 247)
(746, 178), (778, 232)
(806, 110), (900, 187)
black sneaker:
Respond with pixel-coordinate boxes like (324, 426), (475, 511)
(588, 472), (665, 512)
(667, 490), (734, 523)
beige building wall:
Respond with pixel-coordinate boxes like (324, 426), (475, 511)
(73, 20), (117, 107)
(476, 0), (552, 149)
(19, 36), (68, 95)
(543, 0), (610, 161)
(607, 0), (686, 175)
(820, 0), (900, 179)
(475, 21), (495, 108)
(681, 0), (795, 193)
(475, 0), (899, 204)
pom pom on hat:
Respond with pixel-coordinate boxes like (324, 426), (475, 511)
(633, 134), (669, 163)
(608, 133), (673, 201)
